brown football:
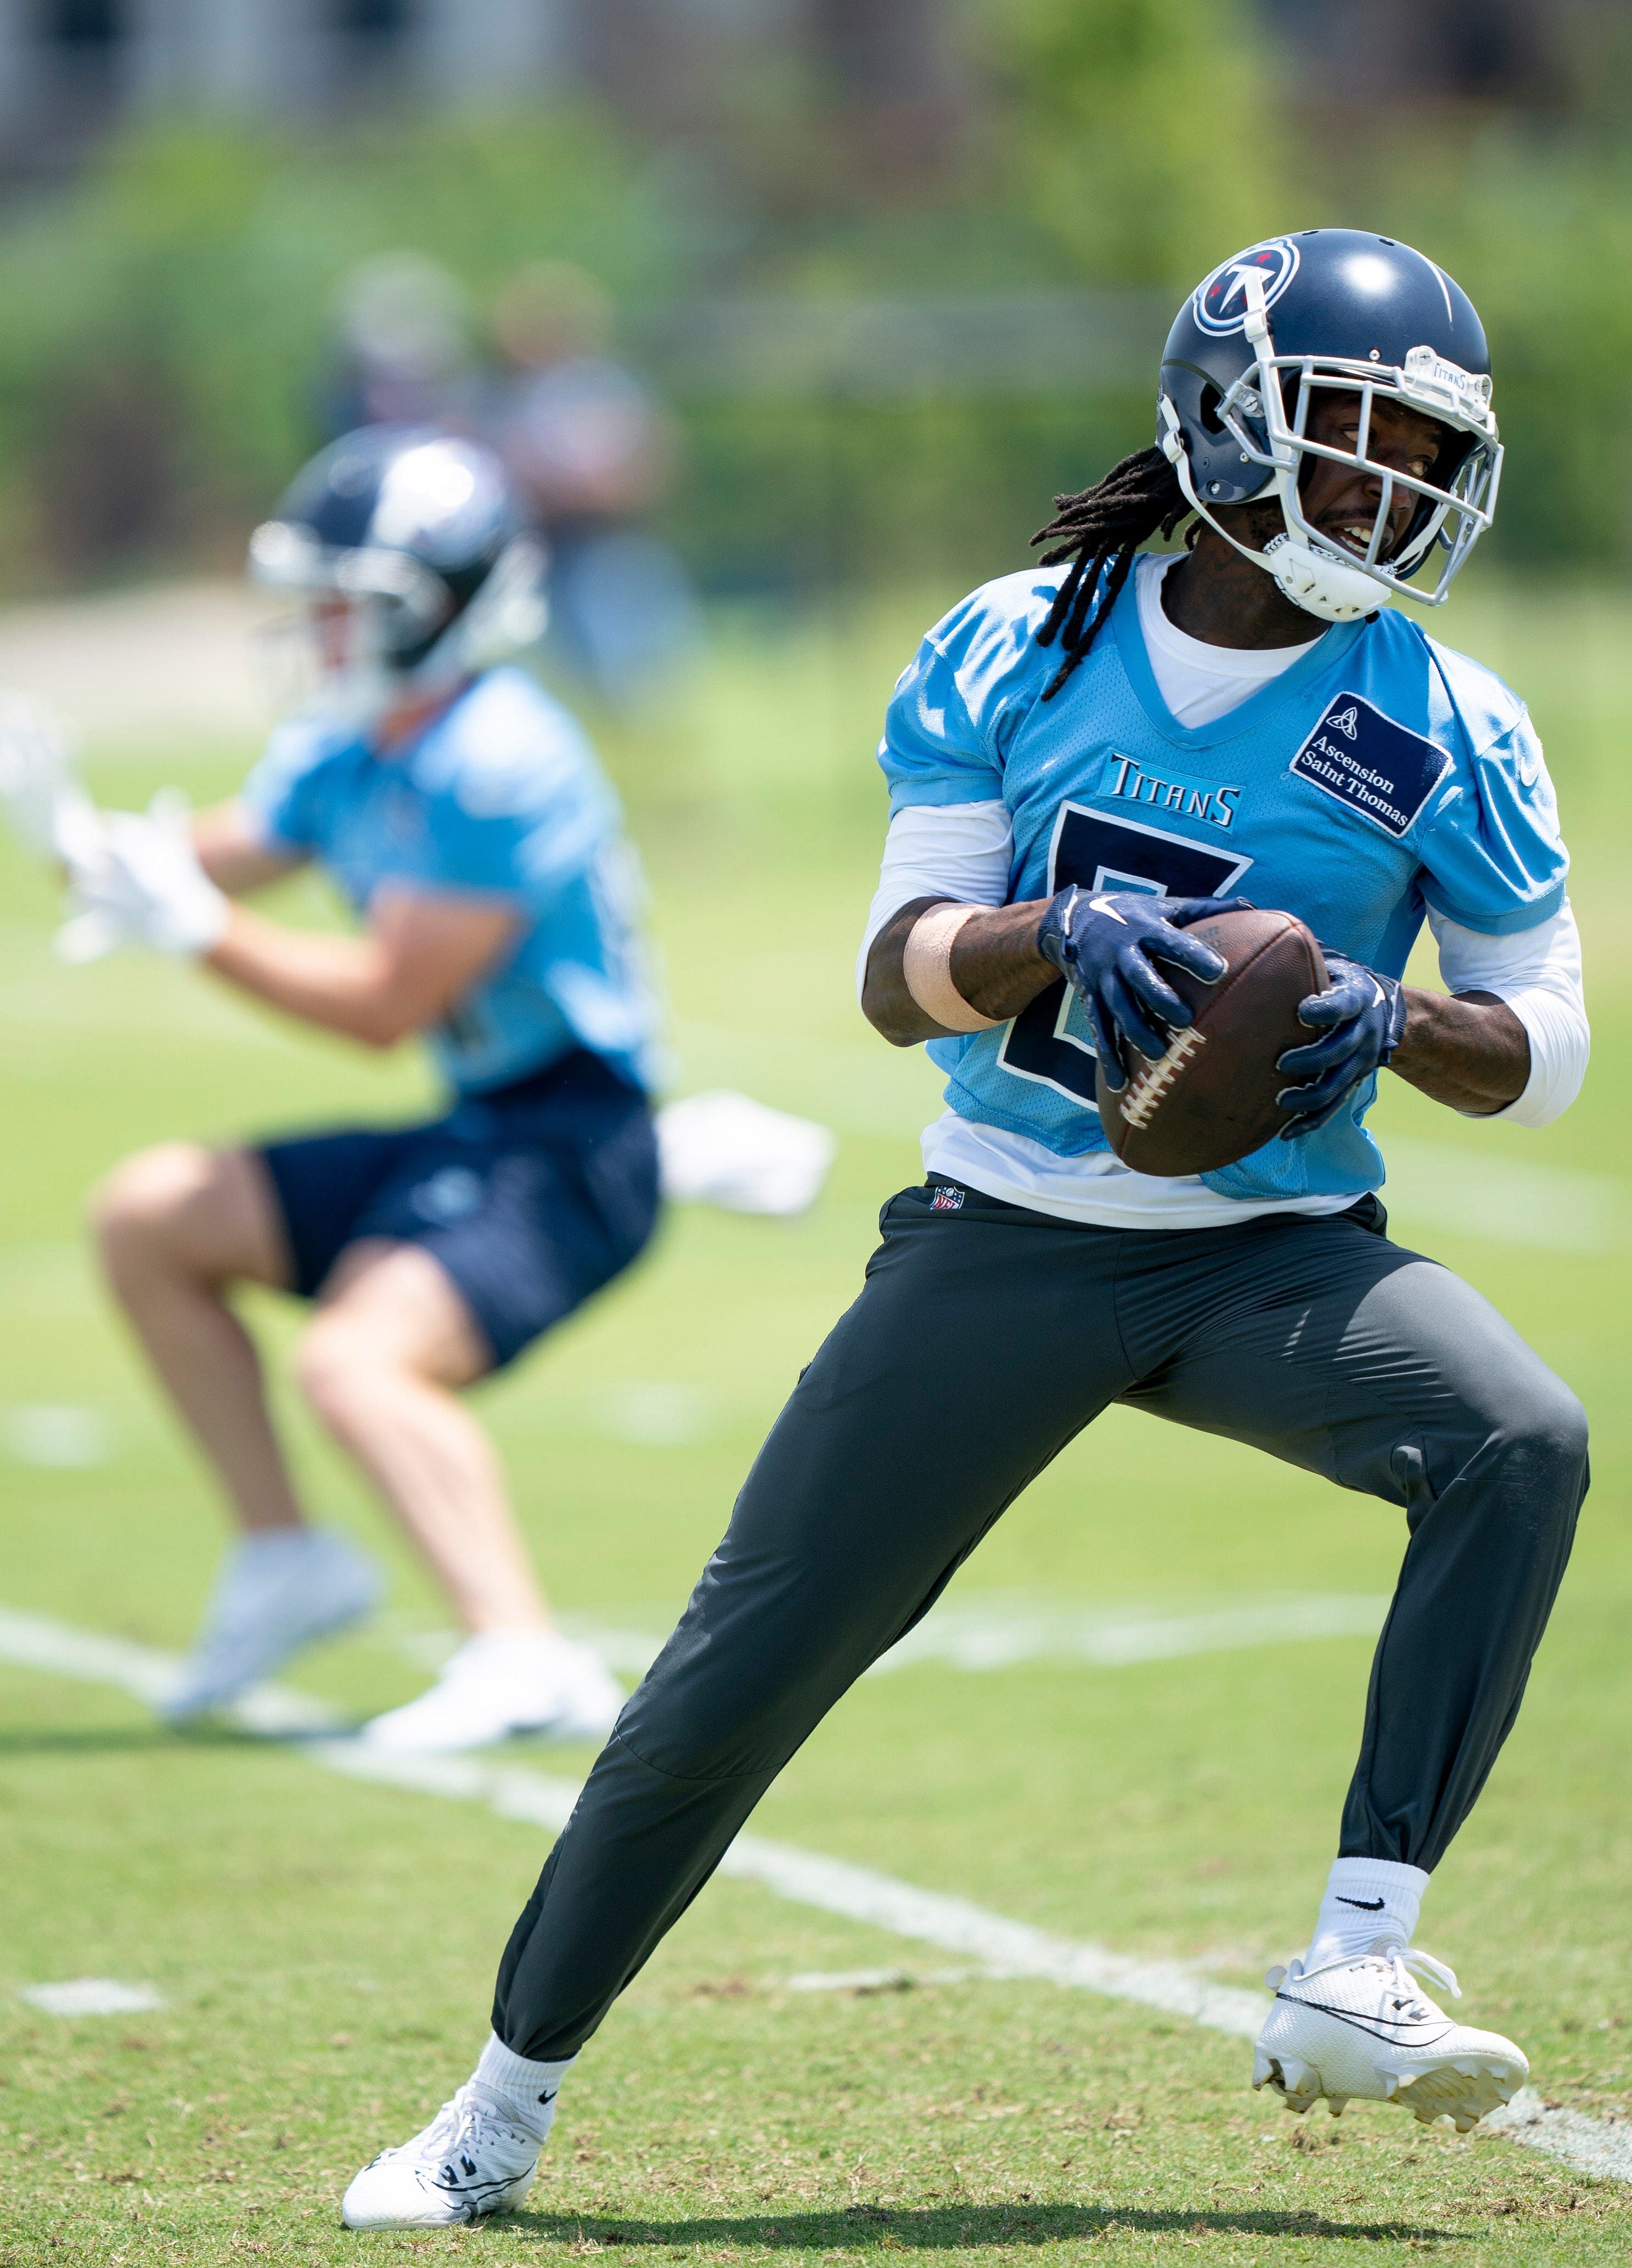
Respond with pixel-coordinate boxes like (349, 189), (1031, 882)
(1095, 908), (1326, 1178)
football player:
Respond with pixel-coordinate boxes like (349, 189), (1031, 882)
(339, 233), (1590, 2225)
(20, 427), (659, 1753)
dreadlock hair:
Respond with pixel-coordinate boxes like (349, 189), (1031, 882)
(1031, 445), (1192, 701)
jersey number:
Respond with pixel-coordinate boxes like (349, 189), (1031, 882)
(997, 803), (1253, 1108)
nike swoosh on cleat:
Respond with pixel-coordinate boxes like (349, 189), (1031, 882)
(432, 2179), (516, 2206)
(1336, 1895), (1386, 1910)
(1276, 1991), (1454, 2046)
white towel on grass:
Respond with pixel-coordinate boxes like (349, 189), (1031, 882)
(656, 1090), (836, 1217)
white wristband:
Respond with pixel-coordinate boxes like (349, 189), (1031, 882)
(902, 902), (1002, 1033)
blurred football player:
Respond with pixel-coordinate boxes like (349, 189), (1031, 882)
(486, 262), (699, 706)
(341, 232), (1590, 2224)
(322, 254), (482, 440)
(10, 427), (658, 1754)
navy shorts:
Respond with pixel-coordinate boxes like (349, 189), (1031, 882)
(257, 1050), (660, 1371)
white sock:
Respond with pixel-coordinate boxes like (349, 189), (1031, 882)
(1303, 1856), (1430, 1969)
(471, 2032), (576, 2143)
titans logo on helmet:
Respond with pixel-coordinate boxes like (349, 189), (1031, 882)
(1193, 239), (1301, 337)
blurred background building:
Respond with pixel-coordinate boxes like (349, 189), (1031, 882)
(1263, 0), (1621, 112)
(0, 0), (965, 177)
(0, 0), (1611, 175)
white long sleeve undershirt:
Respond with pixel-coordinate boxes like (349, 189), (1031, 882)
(858, 798), (1589, 1231)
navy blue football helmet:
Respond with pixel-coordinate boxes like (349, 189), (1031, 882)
(1157, 230), (1501, 623)
(249, 426), (547, 725)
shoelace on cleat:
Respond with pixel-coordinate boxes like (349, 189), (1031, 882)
(389, 2086), (529, 2191)
(1267, 1941), (1462, 2017)
(1369, 1942), (1461, 2016)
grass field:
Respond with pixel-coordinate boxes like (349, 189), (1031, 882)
(2, 575), (1631, 2266)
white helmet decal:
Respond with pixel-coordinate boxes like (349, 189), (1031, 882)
(1193, 239), (1301, 337)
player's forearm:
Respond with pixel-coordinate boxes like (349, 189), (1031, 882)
(1388, 988), (1530, 1116)
(191, 803), (305, 897)
(862, 896), (1055, 1045)
(202, 905), (419, 1049)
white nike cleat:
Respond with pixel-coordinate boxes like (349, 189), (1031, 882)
(358, 1630), (624, 1754)
(341, 2082), (547, 2228)
(162, 1528), (382, 1723)
(1253, 1940), (1528, 2132)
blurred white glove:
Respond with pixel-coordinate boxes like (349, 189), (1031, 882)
(57, 793), (229, 963)
(0, 695), (105, 869)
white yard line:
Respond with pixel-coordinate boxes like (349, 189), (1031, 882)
(19, 1979), (166, 2016)
(0, 1602), (1626, 2184)
(549, 1591), (1393, 1684)
(860, 1591), (1391, 1675)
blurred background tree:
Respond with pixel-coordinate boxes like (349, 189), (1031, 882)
(0, 0), (1625, 596)
(987, 0), (1285, 286)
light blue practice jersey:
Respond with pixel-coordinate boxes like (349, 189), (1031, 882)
(242, 667), (656, 1097)
(879, 566), (1568, 1203)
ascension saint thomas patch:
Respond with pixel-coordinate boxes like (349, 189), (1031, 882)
(1289, 693), (1449, 840)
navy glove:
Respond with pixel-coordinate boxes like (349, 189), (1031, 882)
(1036, 886), (1254, 1090)
(1276, 948), (1408, 1138)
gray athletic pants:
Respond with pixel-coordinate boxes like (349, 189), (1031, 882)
(494, 1180), (1588, 2061)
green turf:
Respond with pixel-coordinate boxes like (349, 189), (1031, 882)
(1, 575), (1630, 2263)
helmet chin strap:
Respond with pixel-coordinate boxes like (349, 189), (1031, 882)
(1159, 271), (1391, 628)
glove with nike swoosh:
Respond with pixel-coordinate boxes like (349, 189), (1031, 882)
(1036, 886), (1254, 1091)
(1276, 947), (1408, 1138)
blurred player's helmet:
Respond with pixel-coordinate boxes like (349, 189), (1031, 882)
(1157, 229), (1500, 624)
(249, 426), (548, 729)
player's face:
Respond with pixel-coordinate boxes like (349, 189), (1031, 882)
(1297, 394), (1451, 563)
(309, 595), (361, 676)
(256, 590), (398, 730)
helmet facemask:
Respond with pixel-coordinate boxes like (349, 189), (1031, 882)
(1161, 268), (1501, 624)
(249, 520), (548, 730)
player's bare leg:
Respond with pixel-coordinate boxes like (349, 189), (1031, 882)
(297, 1240), (547, 1633)
(93, 1143), (382, 1715)
(93, 1143), (305, 1534)
(299, 1240), (622, 1749)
